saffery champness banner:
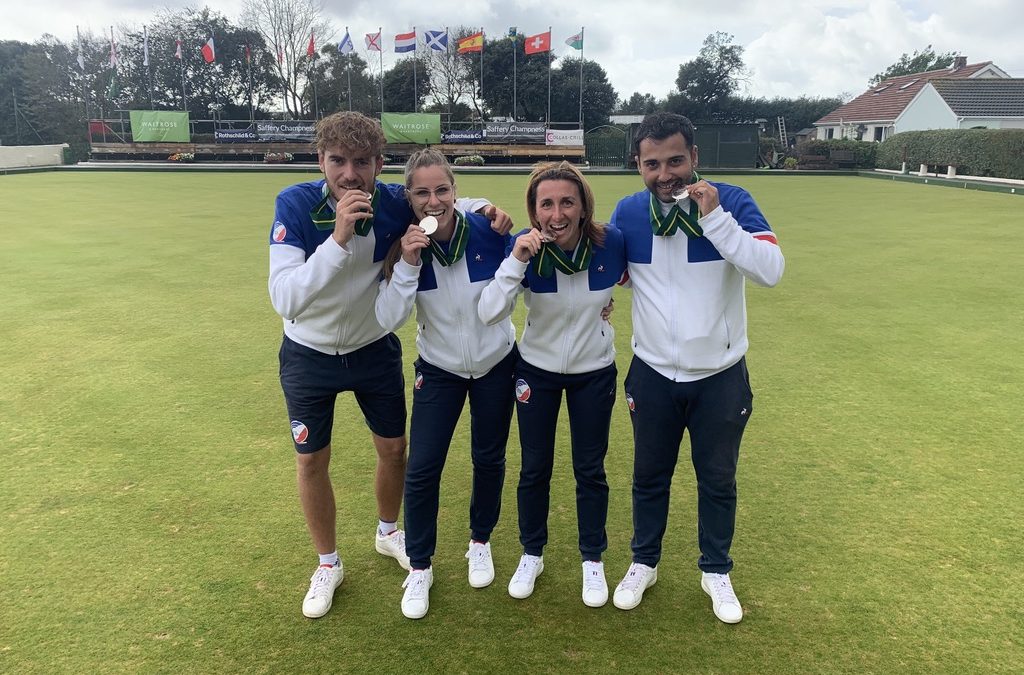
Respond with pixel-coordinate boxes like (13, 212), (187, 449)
(255, 121), (316, 142)
(482, 122), (546, 144)
(382, 113), (442, 144)
(130, 111), (190, 142)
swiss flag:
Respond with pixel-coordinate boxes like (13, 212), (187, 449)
(201, 36), (215, 63)
(524, 30), (551, 55)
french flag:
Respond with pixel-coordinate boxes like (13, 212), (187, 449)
(395, 30), (416, 53)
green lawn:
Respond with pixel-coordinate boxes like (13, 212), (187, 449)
(1, 170), (1022, 673)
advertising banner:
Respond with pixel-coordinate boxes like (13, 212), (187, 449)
(129, 110), (190, 142)
(382, 113), (442, 144)
(545, 128), (584, 146)
(214, 126), (259, 142)
(254, 121), (316, 142)
(482, 121), (546, 144)
(442, 129), (483, 144)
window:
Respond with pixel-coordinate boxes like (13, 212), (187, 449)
(874, 127), (883, 142)
(899, 79), (919, 90)
(826, 128), (834, 139)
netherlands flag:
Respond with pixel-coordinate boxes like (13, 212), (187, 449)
(395, 30), (416, 53)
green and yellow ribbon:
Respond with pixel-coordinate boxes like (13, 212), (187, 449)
(650, 173), (703, 238)
(532, 236), (593, 278)
(310, 183), (379, 236)
(423, 211), (469, 267)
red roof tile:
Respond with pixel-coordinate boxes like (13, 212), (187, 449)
(815, 62), (994, 125)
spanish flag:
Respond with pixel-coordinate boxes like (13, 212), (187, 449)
(457, 31), (483, 53)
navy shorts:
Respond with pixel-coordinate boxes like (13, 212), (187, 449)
(278, 334), (407, 453)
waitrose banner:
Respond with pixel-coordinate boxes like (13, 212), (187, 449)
(130, 111), (190, 142)
(382, 113), (442, 144)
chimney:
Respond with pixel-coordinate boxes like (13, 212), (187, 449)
(952, 56), (967, 70)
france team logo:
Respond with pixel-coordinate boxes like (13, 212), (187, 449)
(625, 393), (635, 412)
(273, 222), (287, 242)
(290, 420), (309, 444)
(515, 378), (531, 403)
(414, 372), (424, 390)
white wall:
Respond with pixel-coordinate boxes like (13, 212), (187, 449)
(894, 86), (957, 134)
(961, 118), (1024, 129)
(0, 144), (68, 169)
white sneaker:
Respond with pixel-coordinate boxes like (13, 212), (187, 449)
(375, 529), (411, 570)
(401, 568), (433, 619)
(582, 561), (608, 607)
(507, 554), (544, 599)
(701, 572), (743, 624)
(466, 541), (495, 588)
(301, 562), (344, 618)
(612, 563), (658, 610)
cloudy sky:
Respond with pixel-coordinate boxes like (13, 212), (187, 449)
(4, 0), (1022, 101)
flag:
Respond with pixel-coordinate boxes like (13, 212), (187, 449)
(338, 31), (354, 54)
(175, 38), (182, 60)
(395, 30), (416, 53)
(424, 30), (447, 51)
(143, 26), (150, 66)
(457, 31), (483, 54)
(508, 27), (517, 39)
(524, 31), (551, 55)
(306, 32), (315, 57)
(365, 31), (381, 51)
(201, 36), (215, 63)
(245, 44), (251, 63)
(565, 32), (583, 50)
(109, 33), (118, 69)
(76, 27), (85, 70)
(277, 46), (284, 64)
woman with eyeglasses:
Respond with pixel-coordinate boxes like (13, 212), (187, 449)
(479, 161), (627, 609)
(376, 148), (517, 619)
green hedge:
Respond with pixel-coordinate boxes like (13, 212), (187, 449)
(876, 129), (1024, 180)
(797, 139), (877, 168)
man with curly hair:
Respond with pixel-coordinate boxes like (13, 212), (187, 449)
(268, 111), (511, 618)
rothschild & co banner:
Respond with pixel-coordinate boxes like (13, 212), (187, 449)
(381, 113), (442, 144)
(130, 111), (190, 142)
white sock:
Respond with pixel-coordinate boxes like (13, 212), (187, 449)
(378, 520), (398, 536)
(318, 551), (339, 567)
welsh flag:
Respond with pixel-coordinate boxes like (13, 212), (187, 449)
(565, 32), (583, 50)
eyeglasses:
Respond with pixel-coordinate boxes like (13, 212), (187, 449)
(409, 185), (454, 201)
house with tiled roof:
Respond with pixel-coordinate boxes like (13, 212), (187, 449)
(895, 78), (1024, 132)
(814, 57), (1010, 142)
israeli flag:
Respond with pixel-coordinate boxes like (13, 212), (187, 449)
(338, 31), (354, 54)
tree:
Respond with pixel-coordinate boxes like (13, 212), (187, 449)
(381, 57), (432, 113)
(673, 32), (749, 120)
(869, 45), (956, 86)
(550, 57), (617, 127)
(241, 0), (335, 117)
(312, 50), (378, 116)
(617, 92), (658, 115)
(419, 28), (479, 121)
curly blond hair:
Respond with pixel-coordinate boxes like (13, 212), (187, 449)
(315, 111), (386, 156)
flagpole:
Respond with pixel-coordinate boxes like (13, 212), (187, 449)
(512, 29), (517, 120)
(247, 46), (254, 123)
(546, 26), (552, 125)
(144, 25), (153, 109)
(412, 27), (418, 113)
(578, 27), (584, 127)
(346, 27), (352, 111)
(445, 27), (451, 119)
(311, 32), (320, 120)
(77, 26), (89, 122)
(480, 28), (485, 103)
(179, 39), (188, 113)
(378, 27), (384, 117)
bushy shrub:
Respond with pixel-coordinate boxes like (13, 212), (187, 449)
(876, 129), (1024, 180)
(453, 155), (485, 166)
(264, 152), (294, 164)
(797, 139), (876, 168)
(783, 157), (798, 170)
(168, 152), (195, 162)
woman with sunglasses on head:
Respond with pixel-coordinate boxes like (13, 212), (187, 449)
(376, 148), (517, 620)
(479, 161), (627, 608)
